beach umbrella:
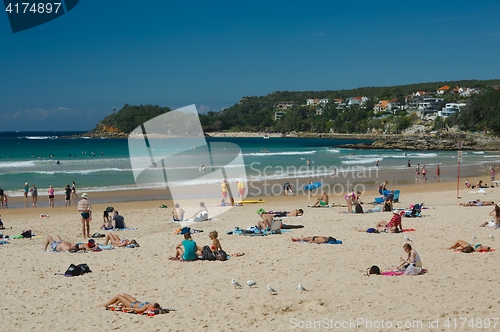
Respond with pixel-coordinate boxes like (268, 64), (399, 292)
(304, 182), (322, 190)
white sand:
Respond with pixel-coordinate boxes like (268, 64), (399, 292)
(1, 182), (500, 331)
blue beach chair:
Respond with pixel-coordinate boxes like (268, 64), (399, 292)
(393, 190), (400, 203)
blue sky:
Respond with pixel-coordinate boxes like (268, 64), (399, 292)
(0, 1), (499, 131)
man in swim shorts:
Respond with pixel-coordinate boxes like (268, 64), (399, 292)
(313, 191), (329, 207)
(77, 193), (92, 238)
(44, 235), (78, 252)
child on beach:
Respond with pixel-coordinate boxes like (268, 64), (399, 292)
(209, 230), (222, 252)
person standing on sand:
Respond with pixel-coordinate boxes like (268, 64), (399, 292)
(47, 185), (55, 208)
(435, 165), (441, 180)
(0, 186), (4, 209)
(422, 165), (427, 181)
(491, 166), (496, 182)
(23, 182), (29, 199)
(415, 164), (420, 181)
(236, 181), (246, 200)
(221, 180), (228, 203)
(78, 193), (92, 238)
(64, 184), (72, 207)
(29, 184), (38, 207)
(71, 181), (78, 199)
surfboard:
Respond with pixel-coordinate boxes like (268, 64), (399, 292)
(234, 200), (266, 204)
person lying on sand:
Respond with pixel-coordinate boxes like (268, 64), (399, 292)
(291, 236), (338, 244)
(44, 235), (78, 252)
(448, 240), (492, 252)
(104, 233), (139, 247)
(99, 293), (166, 313)
(460, 199), (495, 207)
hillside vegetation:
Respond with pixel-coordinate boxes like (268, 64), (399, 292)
(89, 79), (500, 136)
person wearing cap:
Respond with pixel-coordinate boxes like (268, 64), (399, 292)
(78, 193), (92, 238)
(23, 182), (29, 200)
(257, 208), (274, 231)
(221, 180), (228, 203)
(171, 227), (201, 261)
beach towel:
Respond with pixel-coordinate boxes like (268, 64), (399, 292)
(292, 239), (343, 244)
(169, 255), (231, 262)
(454, 248), (495, 253)
(381, 269), (428, 276)
(110, 228), (138, 231)
(105, 306), (173, 316)
(402, 228), (416, 232)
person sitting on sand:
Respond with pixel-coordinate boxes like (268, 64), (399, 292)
(313, 191), (329, 207)
(373, 211), (404, 233)
(112, 210), (127, 229)
(479, 205), (500, 228)
(101, 210), (113, 230)
(100, 293), (165, 313)
(291, 236), (338, 244)
(44, 235), (79, 252)
(448, 240), (492, 252)
(460, 199), (495, 207)
(190, 202), (208, 221)
(398, 243), (422, 270)
(209, 230), (222, 251)
(171, 228), (201, 261)
(172, 203), (185, 221)
(257, 208), (275, 231)
(104, 233), (139, 247)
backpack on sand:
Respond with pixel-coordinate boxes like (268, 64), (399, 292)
(201, 245), (216, 261)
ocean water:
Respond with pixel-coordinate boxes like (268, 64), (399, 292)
(0, 131), (499, 197)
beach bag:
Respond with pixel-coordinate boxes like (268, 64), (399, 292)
(383, 202), (391, 212)
(215, 250), (228, 261)
(201, 245), (216, 261)
(64, 263), (92, 277)
(355, 204), (364, 214)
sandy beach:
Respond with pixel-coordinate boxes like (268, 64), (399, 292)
(1, 179), (500, 332)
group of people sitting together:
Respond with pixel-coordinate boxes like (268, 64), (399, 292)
(170, 228), (224, 261)
(101, 208), (127, 230)
(172, 202), (209, 222)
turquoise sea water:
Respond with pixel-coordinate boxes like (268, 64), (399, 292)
(0, 131), (499, 197)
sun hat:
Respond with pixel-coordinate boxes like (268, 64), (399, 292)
(180, 227), (191, 235)
(257, 208), (265, 215)
(81, 193), (88, 198)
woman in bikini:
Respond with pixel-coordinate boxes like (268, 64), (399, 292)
(448, 240), (492, 252)
(104, 233), (139, 247)
(100, 293), (164, 313)
(345, 191), (361, 214)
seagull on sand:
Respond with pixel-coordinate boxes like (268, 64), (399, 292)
(472, 234), (477, 240)
(490, 233), (495, 240)
(232, 279), (242, 288)
(267, 285), (277, 294)
(404, 235), (412, 242)
(298, 284), (308, 293)
(247, 280), (257, 287)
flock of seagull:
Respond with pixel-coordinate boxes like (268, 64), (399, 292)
(231, 279), (308, 295)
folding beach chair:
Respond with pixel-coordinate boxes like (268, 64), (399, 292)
(393, 190), (400, 203)
(404, 203), (423, 218)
